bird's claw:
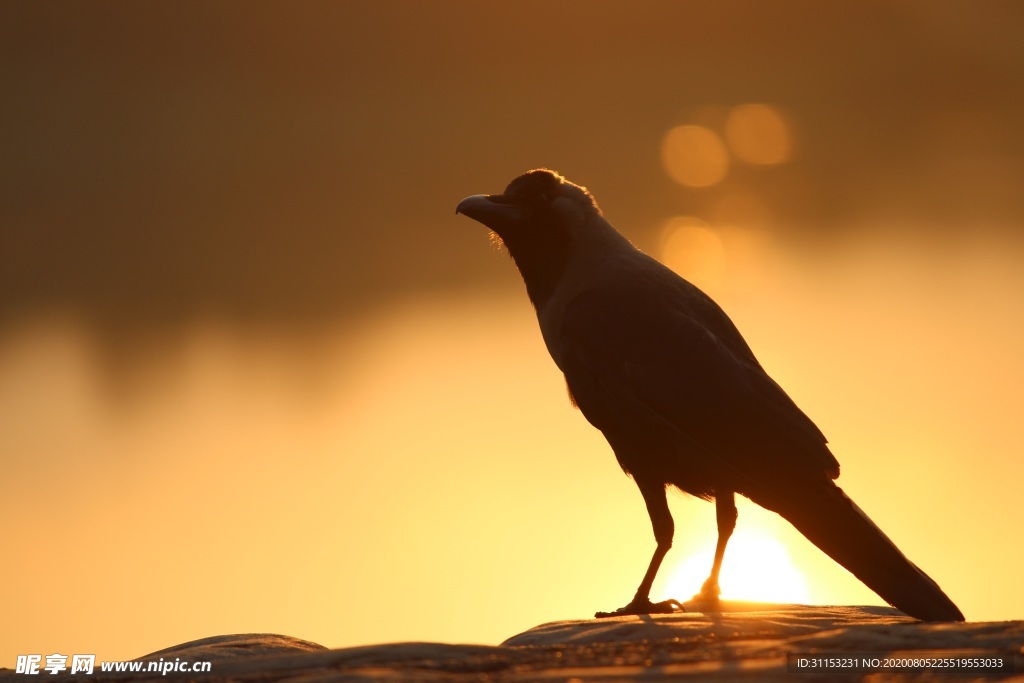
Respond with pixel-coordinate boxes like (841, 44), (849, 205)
(691, 578), (722, 603)
(595, 597), (684, 619)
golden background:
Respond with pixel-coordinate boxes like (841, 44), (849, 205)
(2, 1), (1022, 662)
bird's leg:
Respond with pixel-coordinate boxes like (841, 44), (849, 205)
(596, 479), (683, 618)
(695, 490), (737, 602)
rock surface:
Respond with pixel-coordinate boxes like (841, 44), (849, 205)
(3, 603), (1021, 682)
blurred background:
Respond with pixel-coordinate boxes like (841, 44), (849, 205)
(3, 0), (1023, 664)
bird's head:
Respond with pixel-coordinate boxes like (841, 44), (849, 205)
(455, 168), (601, 240)
(456, 169), (603, 306)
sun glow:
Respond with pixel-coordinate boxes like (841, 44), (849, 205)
(661, 529), (810, 605)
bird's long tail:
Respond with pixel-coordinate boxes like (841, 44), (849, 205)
(755, 480), (964, 622)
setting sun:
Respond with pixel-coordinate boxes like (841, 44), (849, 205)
(661, 529), (811, 605)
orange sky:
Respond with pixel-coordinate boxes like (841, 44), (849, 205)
(2, 0), (1023, 666)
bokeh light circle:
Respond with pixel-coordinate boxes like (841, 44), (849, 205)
(661, 125), (730, 188)
(724, 104), (792, 165)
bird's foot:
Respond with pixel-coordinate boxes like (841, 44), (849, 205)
(690, 578), (722, 605)
(595, 596), (684, 619)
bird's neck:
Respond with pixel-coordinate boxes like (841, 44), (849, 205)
(499, 230), (571, 311)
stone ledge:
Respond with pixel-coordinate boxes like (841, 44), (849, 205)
(3, 604), (1021, 682)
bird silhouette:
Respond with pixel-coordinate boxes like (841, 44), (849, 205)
(456, 169), (964, 622)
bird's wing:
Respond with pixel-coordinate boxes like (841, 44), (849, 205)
(556, 274), (839, 493)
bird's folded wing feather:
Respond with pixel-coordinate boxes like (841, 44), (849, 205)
(556, 276), (839, 487)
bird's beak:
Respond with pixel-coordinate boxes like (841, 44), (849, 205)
(455, 194), (524, 230)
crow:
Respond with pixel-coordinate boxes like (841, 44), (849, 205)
(456, 169), (964, 622)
